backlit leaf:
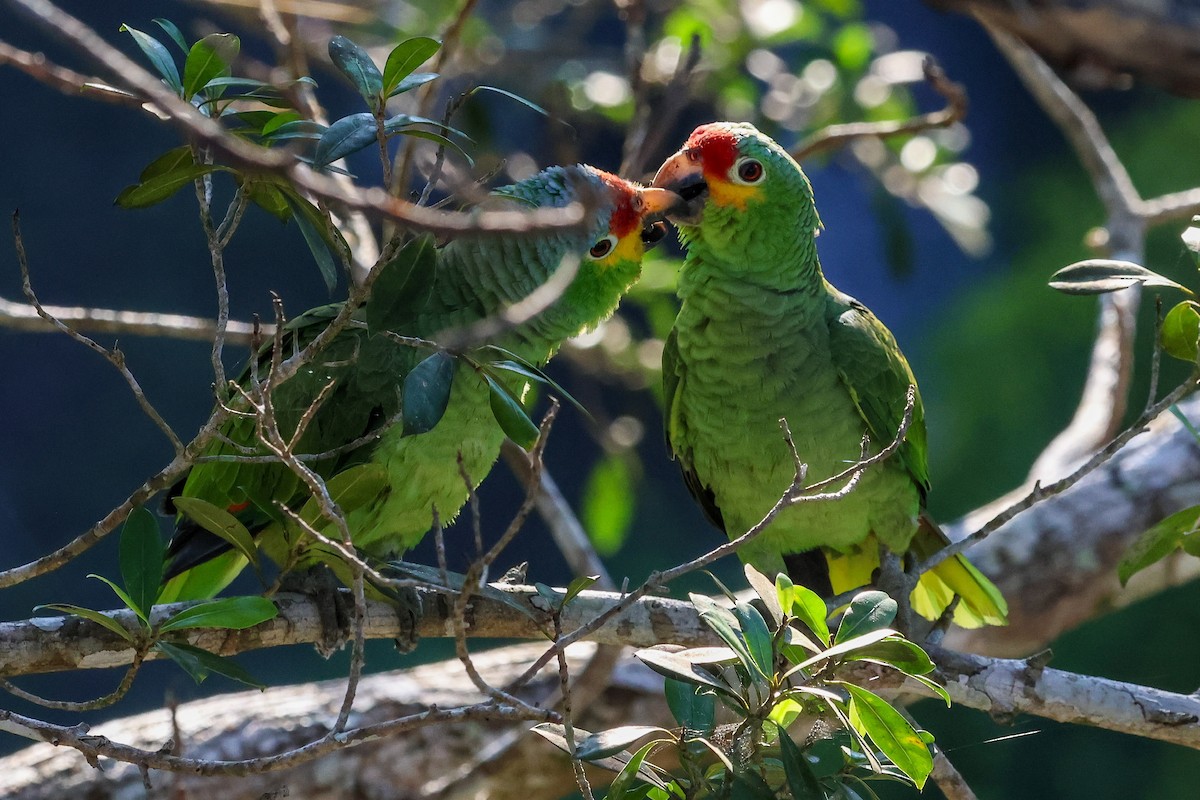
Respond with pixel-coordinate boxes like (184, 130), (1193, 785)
(159, 596), (277, 632)
(1118, 504), (1200, 585)
(116, 163), (226, 208)
(842, 683), (932, 788)
(1160, 300), (1200, 363)
(383, 37), (441, 96)
(485, 374), (539, 449)
(582, 455), (636, 555)
(171, 496), (259, 568)
(183, 33), (239, 100)
(781, 575), (830, 646)
(297, 463), (390, 528)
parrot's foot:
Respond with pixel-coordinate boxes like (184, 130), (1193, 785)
(381, 583), (421, 654)
(281, 566), (352, 658)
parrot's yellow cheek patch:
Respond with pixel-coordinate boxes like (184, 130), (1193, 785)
(707, 179), (763, 210)
(598, 233), (643, 271)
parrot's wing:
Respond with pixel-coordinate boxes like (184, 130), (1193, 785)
(663, 327), (725, 532)
(825, 291), (930, 496)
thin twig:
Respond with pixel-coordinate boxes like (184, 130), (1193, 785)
(792, 58), (968, 162)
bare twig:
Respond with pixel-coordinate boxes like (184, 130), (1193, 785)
(792, 57), (968, 162)
(0, 293), (264, 342)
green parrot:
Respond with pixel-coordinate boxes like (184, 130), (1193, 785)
(160, 165), (680, 601)
(652, 122), (1006, 628)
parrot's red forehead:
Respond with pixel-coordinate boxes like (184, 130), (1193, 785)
(594, 169), (641, 239)
(683, 125), (741, 178)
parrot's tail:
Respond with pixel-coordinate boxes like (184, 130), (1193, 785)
(823, 518), (1008, 629)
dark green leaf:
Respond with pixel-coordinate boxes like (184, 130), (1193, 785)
(261, 111), (303, 136)
(842, 683), (932, 789)
(835, 591), (897, 644)
(635, 648), (738, 698)
(730, 770), (775, 800)
(485, 374), (540, 449)
(402, 352), (457, 436)
(781, 575), (830, 647)
(481, 348), (590, 419)
(365, 234), (438, 332)
(153, 18), (189, 53)
(154, 640), (266, 688)
(690, 593), (762, 679)
(159, 596), (277, 632)
(780, 731), (824, 800)
(281, 192), (342, 292)
(171, 496), (259, 569)
(562, 575), (598, 606)
(582, 455), (636, 555)
(183, 33), (239, 100)
(115, 163), (226, 208)
(1118, 504), (1200, 584)
(313, 113), (379, 168)
(121, 24), (182, 94)
(120, 506), (164, 620)
(389, 72), (438, 97)
(35, 604), (136, 642)
(469, 85), (550, 118)
(383, 37), (441, 96)
(262, 119), (326, 141)
(848, 637), (935, 676)
(733, 601), (774, 677)
(664, 678), (716, 733)
(1049, 259), (1190, 295)
(805, 735), (846, 779)
(328, 35), (383, 104)
(574, 725), (671, 760)
(1160, 300), (1200, 363)
(138, 146), (193, 181)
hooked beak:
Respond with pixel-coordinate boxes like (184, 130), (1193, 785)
(651, 150), (707, 224)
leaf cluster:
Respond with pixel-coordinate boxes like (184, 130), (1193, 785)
(536, 567), (944, 799)
(36, 508), (277, 688)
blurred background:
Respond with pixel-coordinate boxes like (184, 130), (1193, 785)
(3, 0), (1200, 795)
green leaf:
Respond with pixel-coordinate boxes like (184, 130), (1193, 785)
(115, 163), (226, 208)
(313, 113), (379, 168)
(575, 725), (672, 760)
(832, 22), (873, 71)
(1118, 504), (1200, 585)
(785, 628), (897, 678)
(481, 347), (590, 419)
(120, 506), (164, 619)
(365, 234), (438, 333)
(469, 85), (550, 118)
(664, 678), (716, 733)
(485, 373), (540, 449)
(1160, 300), (1200, 363)
(1049, 259), (1190, 295)
(835, 591), (897, 644)
(561, 575), (599, 606)
(766, 696), (807, 730)
(805, 736), (846, 779)
(841, 683), (932, 789)
(733, 601), (774, 677)
(635, 648), (739, 699)
(35, 604), (136, 642)
(121, 24), (182, 94)
(138, 146), (193, 181)
(183, 33), (239, 100)
(848, 637), (936, 676)
(153, 18), (189, 53)
(246, 181), (291, 221)
(171, 496), (259, 569)
(281, 191), (342, 292)
(402, 352), (457, 436)
(388, 72), (438, 97)
(582, 455), (636, 555)
(730, 770), (775, 800)
(88, 573), (143, 622)
(779, 730), (824, 800)
(154, 640), (266, 688)
(383, 37), (441, 96)
(328, 36), (384, 104)
(159, 596), (277, 632)
(781, 575), (830, 646)
(904, 672), (952, 707)
(607, 741), (661, 800)
(690, 593), (763, 680)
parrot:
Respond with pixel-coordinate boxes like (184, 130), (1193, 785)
(652, 122), (1006, 628)
(160, 164), (680, 602)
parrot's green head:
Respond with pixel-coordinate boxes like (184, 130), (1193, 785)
(651, 122), (821, 268)
(502, 164), (682, 337)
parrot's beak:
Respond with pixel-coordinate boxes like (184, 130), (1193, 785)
(651, 149), (707, 224)
(637, 187), (685, 248)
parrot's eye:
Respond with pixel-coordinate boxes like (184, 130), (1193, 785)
(587, 234), (618, 259)
(733, 158), (764, 184)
